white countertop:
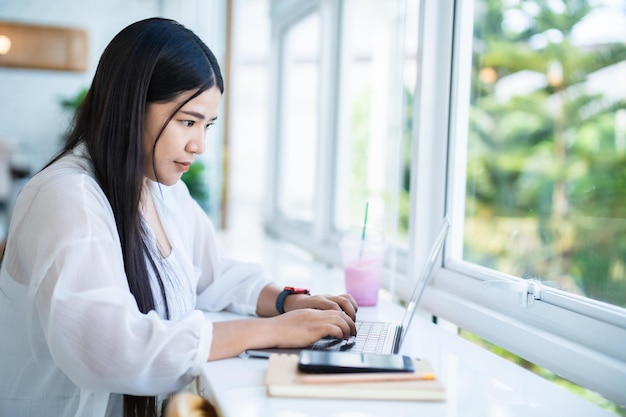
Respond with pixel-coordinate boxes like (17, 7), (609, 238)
(200, 300), (615, 417)
(200, 225), (618, 416)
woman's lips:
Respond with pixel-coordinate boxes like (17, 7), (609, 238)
(175, 161), (191, 173)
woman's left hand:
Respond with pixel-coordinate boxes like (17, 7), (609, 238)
(283, 293), (358, 321)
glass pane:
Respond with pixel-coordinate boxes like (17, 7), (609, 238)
(277, 12), (320, 223)
(334, 0), (418, 245)
(464, 0), (626, 307)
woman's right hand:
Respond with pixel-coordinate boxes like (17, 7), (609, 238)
(209, 309), (356, 360)
(269, 308), (356, 348)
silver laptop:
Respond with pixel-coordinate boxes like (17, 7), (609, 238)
(246, 215), (450, 358)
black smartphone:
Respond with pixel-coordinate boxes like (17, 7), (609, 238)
(297, 351), (414, 374)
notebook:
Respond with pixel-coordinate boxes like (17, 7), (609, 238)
(265, 354), (446, 401)
(246, 215), (450, 358)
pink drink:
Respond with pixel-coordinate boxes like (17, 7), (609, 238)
(344, 256), (385, 306)
(340, 227), (387, 307)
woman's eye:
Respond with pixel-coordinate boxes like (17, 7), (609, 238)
(205, 123), (214, 131)
(182, 120), (195, 127)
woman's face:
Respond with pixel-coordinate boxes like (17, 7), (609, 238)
(143, 86), (222, 185)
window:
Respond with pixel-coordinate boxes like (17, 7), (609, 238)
(333, 0), (416, 248)
(418, 0), (626, 406)
(267, 0), (626, 406)
(276, 11), (320, 224)
(464, 0), (626, 309)
(266, 0), (417, 271)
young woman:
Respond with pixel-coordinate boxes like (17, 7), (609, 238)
(0, 18), (357, 417)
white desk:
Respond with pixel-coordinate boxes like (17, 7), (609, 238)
(203, 230), (617, 416)
(200, 301), (615, 417)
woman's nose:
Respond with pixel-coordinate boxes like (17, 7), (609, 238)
(187, 132), (205, 155)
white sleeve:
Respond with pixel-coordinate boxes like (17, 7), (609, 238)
(37, 240), (213, 395)
(11, 173), (213, 395)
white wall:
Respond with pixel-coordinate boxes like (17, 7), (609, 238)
(0, 0), (228, 222)
(0, 0), (158, 171)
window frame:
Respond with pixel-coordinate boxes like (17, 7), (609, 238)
(266, 0), (414, 277)
(415, 0), (626, 405)
(265, 0), (344, 264)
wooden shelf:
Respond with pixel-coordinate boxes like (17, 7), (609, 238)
(0, 21), (88, 72)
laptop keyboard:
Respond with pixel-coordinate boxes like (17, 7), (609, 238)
(310, 321), (392, 354)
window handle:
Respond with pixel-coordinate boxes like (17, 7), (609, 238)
(482, 279), (542, 307)
(526, 279), (541, 306)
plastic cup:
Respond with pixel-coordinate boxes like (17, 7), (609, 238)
(339, 227), (387, 306)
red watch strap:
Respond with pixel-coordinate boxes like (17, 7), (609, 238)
(284, 286), (310, 295)
(276, 286), (310, 314)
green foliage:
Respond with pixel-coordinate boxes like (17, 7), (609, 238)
(350, 88), (371, 208)
(181, 161), (210, 212)
(466, 0), (626, 307)
(60, 87), (88, 112)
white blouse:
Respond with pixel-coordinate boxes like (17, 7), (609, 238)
(0, 145), (270, 417)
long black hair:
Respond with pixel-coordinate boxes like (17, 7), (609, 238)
(50, 17), (223, 417)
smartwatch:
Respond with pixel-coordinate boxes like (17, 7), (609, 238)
(275, 286), (310, 314)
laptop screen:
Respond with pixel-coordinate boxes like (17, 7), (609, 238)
(397, 215), (450, 349)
